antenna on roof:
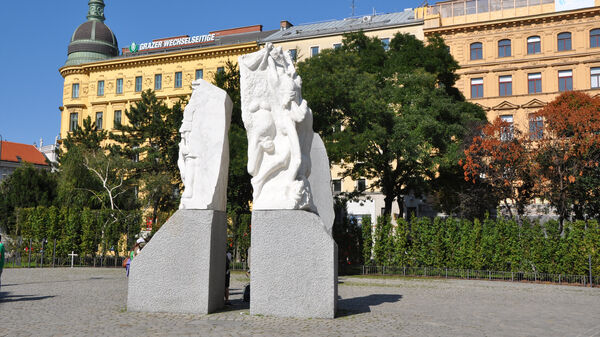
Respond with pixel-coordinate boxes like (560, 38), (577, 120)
(351, 0), (356, 16)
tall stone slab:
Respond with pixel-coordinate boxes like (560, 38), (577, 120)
(308, 133), (335, 235)
(250, 210), (337, 319)
(240, 44), (337, 318)
(128, 79), (231, 314)
(127, 210), (226, 313)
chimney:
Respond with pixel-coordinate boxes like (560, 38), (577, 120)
(280, 20), (293, 30)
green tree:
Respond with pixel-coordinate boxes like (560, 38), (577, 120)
(373, 215), (394, 265)
(213, 61), (254, 259)
(298, 32), (486, 216)
(110, 89), (184, 226)
(56, 117), (106, 209)
(0, 163), (57, 234)
(361, 215), (373, 264)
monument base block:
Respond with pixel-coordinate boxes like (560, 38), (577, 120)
(127, 209), (226, 314)
(251, 210), (338, 319)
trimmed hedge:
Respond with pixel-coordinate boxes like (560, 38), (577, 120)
(16, 206), (141, 257)
(369, 216), (600, 277)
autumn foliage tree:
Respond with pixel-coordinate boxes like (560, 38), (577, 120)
(463, 92), (600, 228)
(533, 91), (600, 230)
(462, 118), (535, 221)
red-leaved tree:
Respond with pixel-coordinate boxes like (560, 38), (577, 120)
(534, 91), (600, 231)
(462, 118), (535, 222)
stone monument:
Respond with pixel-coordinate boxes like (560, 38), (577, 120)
(240, 43), (338, 319)
(128, 79), (231, 314)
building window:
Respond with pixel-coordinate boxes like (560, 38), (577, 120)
(591, 29), (600, 48)
(498, 39), (511, 57)
(558, 70), (573, 91)
(591, 67), (600, 88)
(500, 115), (514, 141)
(311, 46), (319, 57)
(288, 49), (297, 61)
(381, 38), (390, 51)
(69, 113), (78, 132)
(499, 75), (512, 96)
(557, 32), (572, 51)
(72, 83), (79, 98)
(195, 69), (203, 80)
(175, 72), (182, 88)
(471, 78), (483, 98)
(135, 76), (142, 92)
(96, 112), (103, 130)
(114, 110), (122, 126)
(97, 80), (104, 96)
(155, 74), (162, 90)
(333, 43), (342, 50)
(528, 73), (542, 94)
(217, 67), (224, 74)
(332, 179), (341, 193)
(116, 78), (123, 94)
(527, 36), (541, 54)
(470, 42), (483, 60)
(356, 179), (366, 192)
(529, 115), (543, 140)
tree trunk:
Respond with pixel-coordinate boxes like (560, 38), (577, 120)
(383, 194), (394, 216)
(397, 196), (405, 220)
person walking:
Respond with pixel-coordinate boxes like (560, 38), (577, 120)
(225, 251), (232, 305)
(126, 243), (139, 277)
(0, 234), (5, 290)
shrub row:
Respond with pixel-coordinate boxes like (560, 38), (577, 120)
(13, 206), (141, 257)
(365, 216), (600, 276)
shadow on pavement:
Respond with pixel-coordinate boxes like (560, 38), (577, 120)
(0, 292), (55, 303)
(337, 294), (403, 317)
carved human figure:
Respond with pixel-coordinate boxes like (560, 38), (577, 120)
(239, 43), (315, 211)
(177, 79), (231, 211)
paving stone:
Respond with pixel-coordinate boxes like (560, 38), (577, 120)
(1, 268), (599, 336)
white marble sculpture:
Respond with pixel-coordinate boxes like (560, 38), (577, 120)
(239, 43), (316, 211)
(177, 79), (232, 211)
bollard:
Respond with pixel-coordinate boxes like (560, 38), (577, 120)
(511, 272), (514, 282)
(445, 268), (448, 278)
(403, 266), (406, 276)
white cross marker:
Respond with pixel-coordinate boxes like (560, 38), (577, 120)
(68, 251), (78, 268)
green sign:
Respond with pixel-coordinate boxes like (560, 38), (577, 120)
(129, 42), (139, 53)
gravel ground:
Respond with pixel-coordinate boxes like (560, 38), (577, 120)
(1, 268), (599, 336)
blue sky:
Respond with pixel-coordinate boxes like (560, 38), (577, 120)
(0, 0), (423, 146)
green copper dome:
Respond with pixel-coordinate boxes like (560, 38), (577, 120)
(65, 0), (118, 66)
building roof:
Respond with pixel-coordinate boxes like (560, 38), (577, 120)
(0, 141), (49, 166)
(262, 10), (421, 43)
(118, 29), (277, 59)
(65, 0), (119, 66)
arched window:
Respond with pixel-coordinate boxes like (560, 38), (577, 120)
(590, 29), (600, 48)
(498, 39), (511, 57)
(557, 32), (572, 51)
(527, 36), (541, 54)
(470, 42), (483, 60)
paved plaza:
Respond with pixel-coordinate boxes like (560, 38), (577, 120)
(1, 268), (599, 336)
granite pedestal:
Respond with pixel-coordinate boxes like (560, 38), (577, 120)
(127, 210), (227, 314)
(250, 210), (337, 319)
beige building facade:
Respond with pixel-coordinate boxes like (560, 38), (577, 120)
(420, 0), (600, 136)
(59, 39), (265, 140)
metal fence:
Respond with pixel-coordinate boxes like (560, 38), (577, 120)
(356, 265), (597, 287)
(3, 249), (127, 269)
